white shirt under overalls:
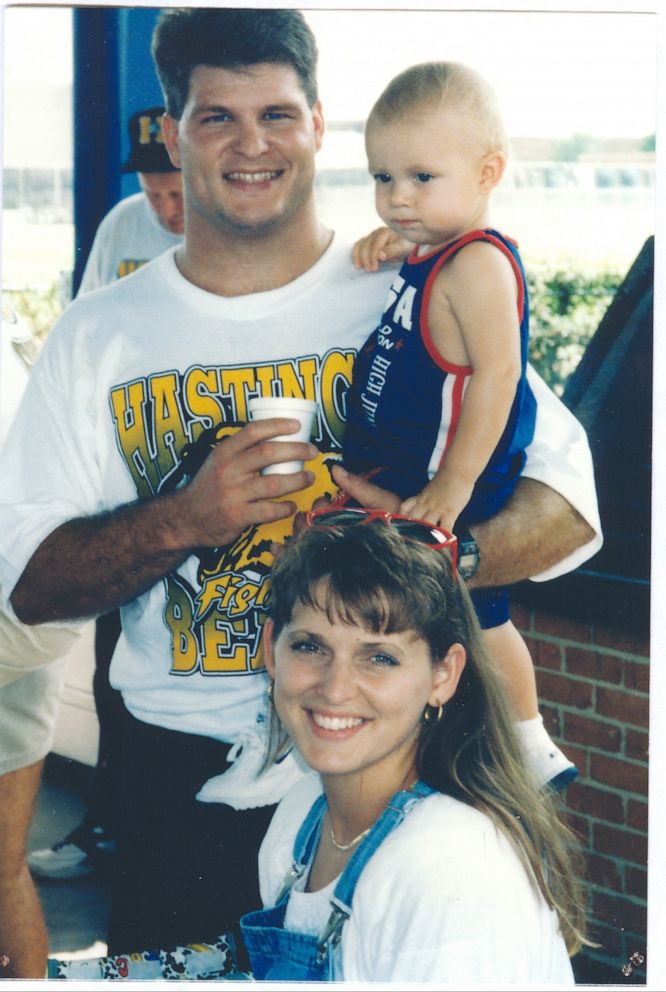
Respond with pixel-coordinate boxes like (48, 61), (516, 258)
(258, 773), (575, 984)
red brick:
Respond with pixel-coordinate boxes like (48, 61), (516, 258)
(534, 611), (593, 643)
(596, 686), (649, 730)
(537, 670), (593, 709)
(591, 891), (647, 937)
(565, 782), (624, 824)
(593, 625), (649, 657)
(511, 602), (532, 632)
(566, 812), (591, 845)
(564, 646), (623, 684)
(623, 660), (650, 694)
(625, 728), (649, 762)
(553, 743), (587, 781)
(584, 852), (622, 890)
(563, 712), (622, 752)
(624, 865), (648, 901)
(567, 744), (588, 776)
(590, 754), (648, 796)
(626, 799), (648, 833)
(593, 823), (648, 865)
(530, 637), (564, 672)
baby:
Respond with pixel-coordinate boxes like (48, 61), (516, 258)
(344, 61), (577, 789)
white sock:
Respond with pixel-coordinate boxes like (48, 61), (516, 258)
(514, 715), (576, 787)
(514, 714), (547, 750)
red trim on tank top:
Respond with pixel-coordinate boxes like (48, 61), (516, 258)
(414, 229), (525, 371)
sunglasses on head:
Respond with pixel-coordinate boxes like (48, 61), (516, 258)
(303, 506), (458, 572)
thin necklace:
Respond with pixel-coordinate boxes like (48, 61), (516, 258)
(328, 778), (420, 852)
(329, 824), (372, 852)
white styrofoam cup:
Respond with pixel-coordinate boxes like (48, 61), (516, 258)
(248, 396), (318, 475)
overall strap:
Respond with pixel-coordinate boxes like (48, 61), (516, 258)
(274, 793), (328, 905)
(316, 781), (435, 963)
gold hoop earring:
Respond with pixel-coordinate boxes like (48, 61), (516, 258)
(267, 680), (274, 702)
(423, 703), (443, 725)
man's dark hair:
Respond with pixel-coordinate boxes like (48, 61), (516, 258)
(152, 7), (319, 119)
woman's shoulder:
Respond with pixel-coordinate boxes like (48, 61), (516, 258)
(364, 792), (527, 892)
(343, 793), (573, 984)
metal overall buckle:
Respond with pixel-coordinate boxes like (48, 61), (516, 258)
(275, 862), (306, 905)
(315, 906), (349, 965)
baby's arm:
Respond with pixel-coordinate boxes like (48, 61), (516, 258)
(402, 243), (522, 530)
(352, 226), (412, 272)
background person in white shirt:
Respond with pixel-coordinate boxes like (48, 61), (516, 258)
(77, 105), (183, 295)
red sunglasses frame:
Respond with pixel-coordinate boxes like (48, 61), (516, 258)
(303, 506), (458, 572)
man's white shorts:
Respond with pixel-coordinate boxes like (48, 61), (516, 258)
(0, 608), (82, 774)
(0, 662), (66, 774)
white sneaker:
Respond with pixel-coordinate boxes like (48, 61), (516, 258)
(27, 825), (116, 880)
(196, 726), (309, 810)
(516, 716), (578, 792)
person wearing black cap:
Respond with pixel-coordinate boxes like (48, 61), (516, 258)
(77, 106), (183, 295)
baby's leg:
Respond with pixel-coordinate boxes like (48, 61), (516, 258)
(482, 620), (538, 719)
(483, 620), (578, 791)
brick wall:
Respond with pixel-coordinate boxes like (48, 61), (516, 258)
(513, 602), (650, 984)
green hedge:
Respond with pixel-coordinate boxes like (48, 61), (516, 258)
(526, 260), (622, 395)
(5, 283), (64, 345)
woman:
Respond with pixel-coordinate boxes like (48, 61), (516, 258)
(240, 508), (588, 982)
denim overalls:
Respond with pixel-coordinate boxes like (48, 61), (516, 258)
(240, 781), (434, 981)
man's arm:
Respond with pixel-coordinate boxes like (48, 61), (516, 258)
(11, 419), (317, 625)
(330, 466), (594, 589)
(462, 477), (595, 588)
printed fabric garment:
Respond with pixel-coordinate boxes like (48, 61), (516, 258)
(344, 228), (537, 524)
(46, 932), (247, 980)
(77, 192), (183, 294)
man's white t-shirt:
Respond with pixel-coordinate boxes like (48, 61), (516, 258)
(0, 237), (602, 779)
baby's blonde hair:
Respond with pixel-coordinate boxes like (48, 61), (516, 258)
(367, 61), (508, 157)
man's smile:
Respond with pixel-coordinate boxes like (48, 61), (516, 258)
(224, 169), (284, 183)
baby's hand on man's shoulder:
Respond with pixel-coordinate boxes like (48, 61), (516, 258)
(352, 226), (412, 272)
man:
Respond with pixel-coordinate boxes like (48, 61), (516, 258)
(77, 105), (183, 294)
(26, 107), (184, 886)
(0, 7), (601, 965)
